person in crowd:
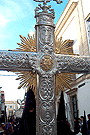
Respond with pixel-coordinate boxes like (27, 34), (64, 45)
(19, 87), (36, 135)
(82, 111), (87, 135)
(16, 86), (36, 135)
(6, 123), (13, 135)
(8, 116), (12, 123)
(74, 117), (80, 134)
(66, 118), (70, 127)
(87, 114), (90, 135)
(11, 115), (16, 130)
(66, 118), (75, 135)
(1, 123), (7, 135)
(0, 124), (4, 135)
(13, 118), (18, 131)
(79, 118), (82, 133)
(1, 115), (5, 124)
(79, 116), (84, 134)
(57, 91), (74, 135)
(81, 116), (84, 124)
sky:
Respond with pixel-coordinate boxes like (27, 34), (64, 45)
(0, 0), (69, 101)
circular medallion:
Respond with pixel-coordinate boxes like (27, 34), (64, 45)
(41, 55), (53, 71)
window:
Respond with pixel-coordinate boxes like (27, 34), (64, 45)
(66, 88), (78, 129)
(71, 94), (78, 119)
(85, 14), (90, 54)
(69, 93), (78, 129)
(9, 105), (12, 109)
(78, 82), (85, 88)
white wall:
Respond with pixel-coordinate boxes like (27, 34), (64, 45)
(57, 15), (79, 54)
(64, 18), (79, 54)
(82, 0), (90, 55)
(78, 79), (90, 119)
(82, 0), (90, 19)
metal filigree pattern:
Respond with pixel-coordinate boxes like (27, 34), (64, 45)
(39, 26), (54, 44)
(37, 75), (56, 134)
(38, 26), (54, 55)
(34, 0), (63, 4)
(35, 3), (55, 16)
(0, 51), (37, 71)
(56, 54), (90, 73)
(34, 0), (50, 2)
(35, 6), (57, 134)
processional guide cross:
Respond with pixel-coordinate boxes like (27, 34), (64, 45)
(0, 0), (90, 134)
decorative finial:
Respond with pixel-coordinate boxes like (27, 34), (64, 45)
(34, 0), (63, 4)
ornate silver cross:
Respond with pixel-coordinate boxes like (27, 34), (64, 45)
(0, 1), (90, 135)
(34, 0), (63, 4)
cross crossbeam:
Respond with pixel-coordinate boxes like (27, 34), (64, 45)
(56, 54), (90, 74)
(0, 51), (90, 74)
(0, 51), (37, 71)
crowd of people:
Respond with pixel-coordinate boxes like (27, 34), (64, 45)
(0, 113), (90, 135)
(74, 113), (90, 135)
(0, 116), (20, 135)
(0, 86), (36, 135)
(57, 91), (90, 135)
(57, 112), (90, 135)
(0, 88), (90, 135)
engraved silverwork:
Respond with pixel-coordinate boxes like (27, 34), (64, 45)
(0, 0), (90, 135)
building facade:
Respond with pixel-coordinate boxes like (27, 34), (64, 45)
(5, 101), (18, 117)
(55, 0), (90, 128)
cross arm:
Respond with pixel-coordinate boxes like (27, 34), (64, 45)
(0, 50), (37, 72)
(56, 54), (90, 74)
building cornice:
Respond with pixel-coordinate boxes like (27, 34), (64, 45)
(55, 2), (78, 37)
(5, 101), (17, 104)
(85, 13), (90, 21)
(70, 74), (90, 88)
(65, 74), (90, 94)
(66, 88), (77, 95)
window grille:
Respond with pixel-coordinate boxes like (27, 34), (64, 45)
(65, 94), (78, 129)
